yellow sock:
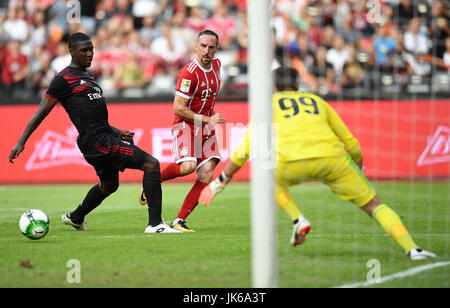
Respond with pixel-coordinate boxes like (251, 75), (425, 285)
(276, 188), (301, 222)
(372, 204), (418, 254)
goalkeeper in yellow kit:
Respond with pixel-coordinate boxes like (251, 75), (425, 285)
(199, 66), (436, 260)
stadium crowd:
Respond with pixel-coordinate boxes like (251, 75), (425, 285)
(0, 0), (449, 100)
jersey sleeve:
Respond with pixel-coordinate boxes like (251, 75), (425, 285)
(44, 76), (71, 102)
(230, 129), (251, 167)
(175, 67), (197, 100)
(323, 99), (363, 164)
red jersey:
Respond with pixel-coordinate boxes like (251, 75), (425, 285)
(1, 51), (28, 85)
(174, 57), (221, 125)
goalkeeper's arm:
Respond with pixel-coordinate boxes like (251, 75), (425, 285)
(199, 129), (251, 206)
(199, 160), (243, 207)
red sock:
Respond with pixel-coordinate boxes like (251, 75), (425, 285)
(161, 163), (181, 182)
(177, 180), (208, 221)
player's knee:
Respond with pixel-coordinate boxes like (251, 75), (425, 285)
(361, 195), (383, 217)
(180, 161), (197, 175)
(197, 166), (215, 183)
(99, 181), (119, 196)
(142, 156), (160, 173)
(197, 171), (214, 183)
(108, 182), (119, 195)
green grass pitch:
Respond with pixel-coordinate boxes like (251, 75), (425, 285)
(0, 182), (448, 288)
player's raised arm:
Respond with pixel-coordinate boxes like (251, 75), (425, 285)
(9, 96), (57, 163)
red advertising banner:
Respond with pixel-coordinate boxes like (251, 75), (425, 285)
(0, 99), (448, 184)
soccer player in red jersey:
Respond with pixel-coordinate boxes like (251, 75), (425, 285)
(140, 30), (226, 232)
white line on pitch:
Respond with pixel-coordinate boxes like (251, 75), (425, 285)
(335, 261), (450, 288)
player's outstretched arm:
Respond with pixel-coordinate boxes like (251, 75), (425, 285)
(200, 129), (250, 206)
(9, 96), (57, 163)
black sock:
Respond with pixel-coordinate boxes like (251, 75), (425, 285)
(143, 171), (163, 227)
(70, 184), (107, 224)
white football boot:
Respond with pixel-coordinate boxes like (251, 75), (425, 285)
(62, 213), (87, 231)
(408, 248), (437, 260)
(291, 214), (311, 247)
(144, 222), (182, 234)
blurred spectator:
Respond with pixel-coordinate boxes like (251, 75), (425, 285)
(139, 15), (160, 45)
(150, 22), (186, 76)
(326, 35), (349, 81)
(337, 12), (360, 44)
(113, 51), (146, 89)
(50, 40), (71, 74)
(3, 8), (28, 42)
(99, 33), (128, 77)
(29, 9), (47, 47)
(79, 0), (100, 35)
(443, 37), (450, 73)
(351, 0), (374, 36)
(309, 45), (335, 94)
(320, 24), (336, 50)
(374, 26), (396, 70)
(47, 0), (70, 43)
(29, 44), (54, 94)
(404, 18), (429, 55)
(132, 0), (169, 27)
(341, 44), (367, 90)
(170, 11), (195, 55)
(428, 0), (450, 59)
(185, 5), (208, 33)
(1, 40), (29, 94)
(395, 0), (418, 30)
(205, 1), (237, 50)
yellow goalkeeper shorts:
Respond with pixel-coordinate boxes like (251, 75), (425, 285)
(275, 154), (376, 207)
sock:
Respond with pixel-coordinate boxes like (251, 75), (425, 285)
(143, 171), (163, 227)
(373, 204), (418, 254)
(276, 187), (302, 222)
(161, 163), (181, 182)
(176, 180), (208, 221)
(70, 184), (107, 224)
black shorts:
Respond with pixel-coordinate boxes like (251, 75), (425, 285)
(83, 134), (148, 180)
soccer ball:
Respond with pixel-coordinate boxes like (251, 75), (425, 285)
(19, 209), (49, 240)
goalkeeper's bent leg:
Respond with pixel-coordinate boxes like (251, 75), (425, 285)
(275, 185), (302, 222)
(362, 198), (418, 254)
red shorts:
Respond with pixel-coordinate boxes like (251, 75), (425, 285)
(171, 121), (221, 169)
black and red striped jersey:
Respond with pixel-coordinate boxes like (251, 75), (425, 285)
(45, 66), (113, 152)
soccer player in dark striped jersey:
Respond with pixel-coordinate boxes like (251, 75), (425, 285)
(9, 32), (180, 234)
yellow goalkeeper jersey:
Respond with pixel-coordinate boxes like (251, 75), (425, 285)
(272, 91), (362, 163)
(230, 91), (362, 166)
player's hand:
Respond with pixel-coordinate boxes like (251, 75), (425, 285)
(118, 130), (135, 140)
(9, 143), (25, 164)
(208, 113), (226, 125)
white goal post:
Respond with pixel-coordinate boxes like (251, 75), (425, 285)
(248, 0), (277, 288)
